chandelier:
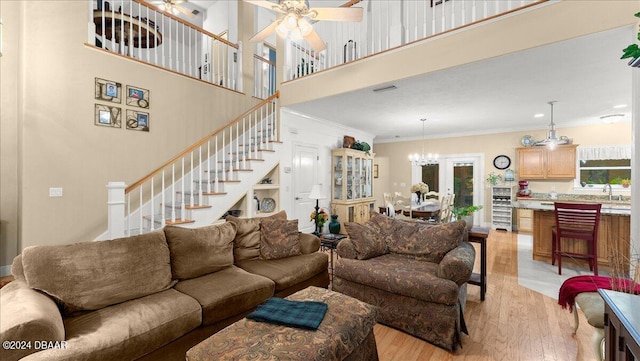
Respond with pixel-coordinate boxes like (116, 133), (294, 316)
(408, 118), (439, 166)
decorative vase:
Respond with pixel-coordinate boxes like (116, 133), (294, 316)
(328, 215), (341, 234)
(463, 215), (474, 231)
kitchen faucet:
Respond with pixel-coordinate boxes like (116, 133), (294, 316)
(603, 183), (613, 201)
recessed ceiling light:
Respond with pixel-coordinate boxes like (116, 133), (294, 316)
(613, 104), (627, 109)
(534, 113), (544, 118)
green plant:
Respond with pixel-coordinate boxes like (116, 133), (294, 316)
(621, 178), (631, 185)
(610, 177), (623, 185)
(621, 12), (640, 61)
(486, 172), (502, 186)
(452, 205), (483, 219)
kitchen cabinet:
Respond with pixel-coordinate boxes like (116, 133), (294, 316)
(517, 208), (533, 234)
(517, 145), (577, 179)
(331, 148), (375, 233)
(532, 210), (630, 268)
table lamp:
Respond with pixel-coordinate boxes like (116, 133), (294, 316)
(309, 184), (327, 235)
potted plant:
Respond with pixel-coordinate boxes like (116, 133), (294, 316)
(621, 178), (631, 188)
(452, 205), (483, 230)
(486, 172), (502, 186)
(621, 12), (640, 67)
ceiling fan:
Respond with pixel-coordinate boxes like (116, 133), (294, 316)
(245, 0), (363, 52)
(154, 0), (195, 18)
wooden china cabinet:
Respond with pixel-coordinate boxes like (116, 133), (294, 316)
(330, 148), (375, 234)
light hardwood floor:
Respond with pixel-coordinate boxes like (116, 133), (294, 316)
(372, 230), (597, 361)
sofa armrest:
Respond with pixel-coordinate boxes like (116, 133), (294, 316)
(299, 233), (320, 254)
(437, 242), (475, 286)
(0, 280), (65, 361)
(336, 239), (358, 259)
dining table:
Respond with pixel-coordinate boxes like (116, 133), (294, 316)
(403, 202), (440, 219)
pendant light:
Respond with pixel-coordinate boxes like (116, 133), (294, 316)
(408, 118), (438, 166)
(535, 101), (569, 149)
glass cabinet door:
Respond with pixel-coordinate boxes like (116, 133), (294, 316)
(346, 156), (353, 200)
(364, 158), (373, 198)
(354, 158), (361, 199)
(333, 154), (343, 200)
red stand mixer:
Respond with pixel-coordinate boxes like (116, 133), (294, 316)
(518, 180), (531, 197)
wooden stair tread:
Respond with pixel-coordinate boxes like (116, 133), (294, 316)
(186, 205), (212, 210)
(165, 219), (195, 225)
(202, 191), (227, 196)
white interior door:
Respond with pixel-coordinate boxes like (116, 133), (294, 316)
(293, 144), (319, 232)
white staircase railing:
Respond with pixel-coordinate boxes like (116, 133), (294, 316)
(88, 0), (241, 92)
(106, 92), (279, 237)
(284, 0), (545, 81)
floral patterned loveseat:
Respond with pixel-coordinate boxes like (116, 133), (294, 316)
(333, 213), (475, 351)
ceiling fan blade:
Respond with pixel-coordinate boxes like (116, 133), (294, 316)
(250, 21), (279, 42)
(175, 5), (195, 18)
(310, 7), (363, 22)
(244, 0), (285, 13)
(304, 28), (327, 52)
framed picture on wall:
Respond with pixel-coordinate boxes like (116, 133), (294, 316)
(126, 110), (149, 131)
(94, 104), (122, 128)
(374, 164), (379, 178)
(95, 78), (122, 104)
(126, 85), (150, 108)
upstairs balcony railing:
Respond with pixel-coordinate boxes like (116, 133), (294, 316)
(88, 0), (241, 92)
(284, 0), (544, 81)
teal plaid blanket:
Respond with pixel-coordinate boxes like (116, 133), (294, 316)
(247, 297), (328, 330)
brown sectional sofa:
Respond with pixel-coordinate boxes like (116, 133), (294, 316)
(0, 211), (329, 361)
(333, 213), (475, 351)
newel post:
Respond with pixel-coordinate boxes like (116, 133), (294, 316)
(107, 182), (126, 239)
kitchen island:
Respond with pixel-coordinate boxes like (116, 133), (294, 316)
(516, 194), (631, 270)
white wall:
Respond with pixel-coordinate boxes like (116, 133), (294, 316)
(279, 108), (374, 225)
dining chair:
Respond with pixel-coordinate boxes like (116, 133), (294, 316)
(438, 194), (455, 223)
(551, 202), (602, 275)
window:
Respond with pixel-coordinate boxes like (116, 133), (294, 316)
(577, 146), (631, 187)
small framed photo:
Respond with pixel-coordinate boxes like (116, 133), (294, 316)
(374, 164), (379, 178)
(95, 78), (122, 103)
(94, 104), (122, 128)
(126, 109), (150, 131)
(126, 85), (150, 108)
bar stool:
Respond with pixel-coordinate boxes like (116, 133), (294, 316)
(551, 202), (602, 275)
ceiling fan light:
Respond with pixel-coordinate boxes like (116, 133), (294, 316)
(289, 28), (303, 41)
(275, 21), (289, 37)
(298, 18), (312, 36)
(284, 14), (298, 30)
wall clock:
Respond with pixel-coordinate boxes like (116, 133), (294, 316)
(493, 155), (511, 170)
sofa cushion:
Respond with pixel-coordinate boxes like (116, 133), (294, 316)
(389, 220), (465, 263)
(164, 223), (236, 280)
(174, 266), (274, 326)
(236, 253), (328, 292)
(334, 253), (460, 305)
(0, 280), (65, 361)
(20, 230), (174, 315)
(259, 218), (301, 260)
(20, 289), (201, 361)
(227, 210), (287, 261)
(344, 222), (388, 260)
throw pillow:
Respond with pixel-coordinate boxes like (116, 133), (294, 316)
(164, 222), (237, 280)
(259, 218), (302, 260)
(21, 230), (174, 315)
(344, 222), (388, 260)
(389, 220), (465, 263)
(227, 210), (287, 261)
(368, 211), (395, 234)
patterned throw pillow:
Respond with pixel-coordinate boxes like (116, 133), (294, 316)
(389, 220), (465, 263)
(259, 218), (302, 260)
(344, 221), (388, 260)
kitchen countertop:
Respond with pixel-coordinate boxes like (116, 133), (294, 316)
(514, 193), (631, 215)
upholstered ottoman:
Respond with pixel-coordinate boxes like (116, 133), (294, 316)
(186, 286), (379, 361)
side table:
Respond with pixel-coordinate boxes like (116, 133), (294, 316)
(319, 234), (346, 287)
(467, 227), (489, 301)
